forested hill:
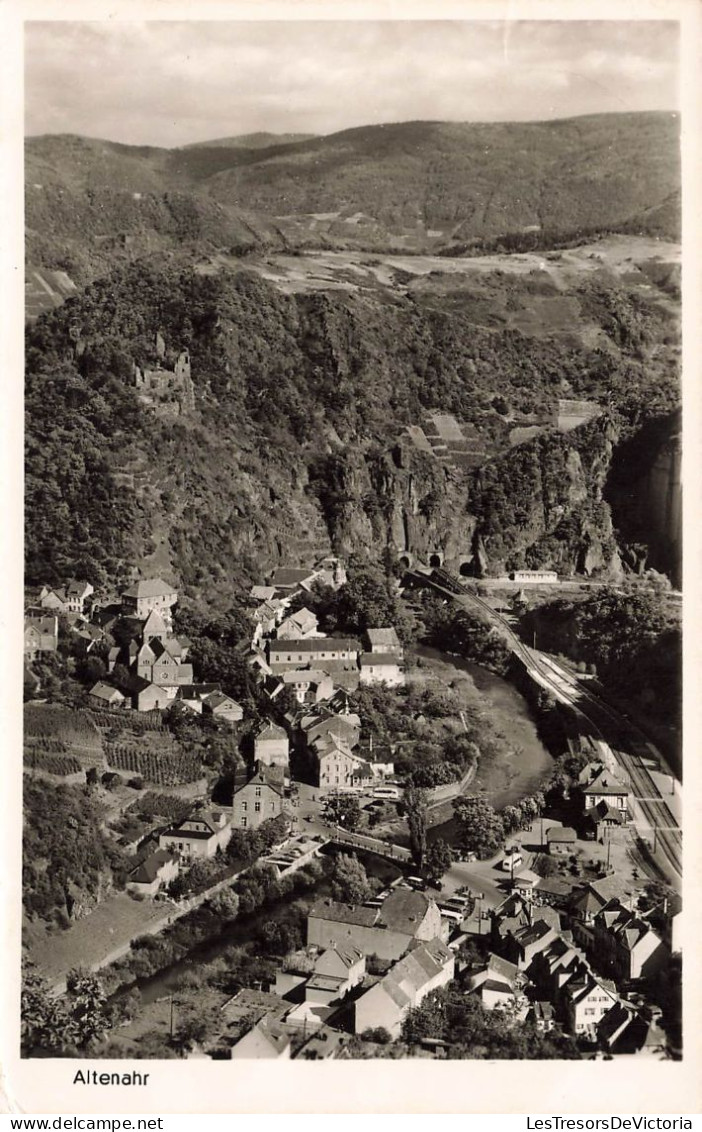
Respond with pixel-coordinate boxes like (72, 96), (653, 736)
(25, 260), (680, 606)
(26, 112), (680, 284)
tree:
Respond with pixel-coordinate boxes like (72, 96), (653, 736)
(403, 784), (428, 867)
(322, 793), (361, 831)
(65, 968), (111, 1049)
(452, 796), (505, 859)
(21, 966), (74, 1055)
(330, 853), (372, 903)
(208, 887), (240, 921)
(424, 839), (455, 885)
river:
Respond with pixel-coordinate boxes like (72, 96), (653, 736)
(413, 646), (553, 844)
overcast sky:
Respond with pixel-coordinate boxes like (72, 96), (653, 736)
(25, 20), (679, 147)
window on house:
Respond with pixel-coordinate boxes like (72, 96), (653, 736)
(255, 803), (261, 813)
(241, 802), (247, 811)
(255, 787), (262, 797)
(584, 1008), (595, 1016)
(241, 816), (247, 827)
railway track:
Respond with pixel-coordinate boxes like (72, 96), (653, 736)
(409, 569), (682, 884)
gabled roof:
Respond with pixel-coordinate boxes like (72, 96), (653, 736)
(592, 800), (625, 823)
(310, 888), (436, 935)
(366, 627), (401, 648)
(256, 721), (288, 741)
(271, 567), (318, 587)
(234, 765), (284, 797)
(89, 681), (125, 702)
(143, 608), (169, 636)
(360, 653), (402, 667)
(583, 769), (628, 796)
(175, 683), (221, 700)
(204, 690), (241, 711)
(129, 848), (177, 884)
(122, 577), (176, 599)
(269, 637), (361, 653)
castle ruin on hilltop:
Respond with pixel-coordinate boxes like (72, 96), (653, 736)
(132, 330), (195, 415)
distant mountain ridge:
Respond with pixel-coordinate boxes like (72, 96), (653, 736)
(25, 112), (681, 286)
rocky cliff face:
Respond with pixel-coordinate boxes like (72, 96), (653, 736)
(307, 418), (623, 579)
(605, 409), (681, 586)
(25, 263), (677, 599)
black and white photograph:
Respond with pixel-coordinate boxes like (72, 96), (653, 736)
(5, 1), (697, 1108)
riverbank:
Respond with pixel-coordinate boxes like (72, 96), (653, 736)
(414, 646), (553, 804)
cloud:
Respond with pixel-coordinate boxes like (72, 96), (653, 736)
(24, 19), (680, 145)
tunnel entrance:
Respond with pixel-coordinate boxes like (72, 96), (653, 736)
(429, 553), (443, 568)
(459, 561), (474, 577)
(398, 554), (412, 570)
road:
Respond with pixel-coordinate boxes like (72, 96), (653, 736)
(408, 569), (682, 887)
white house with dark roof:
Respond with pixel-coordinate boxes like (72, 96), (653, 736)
(581, 768), (629, 814)
(121, 577), (178, 622)
(277, 608), (320, 640)
(353, 938), (454, 1038)
(231, 764), (284, 831)
(203, 690), (244, 724)
(39, 580), (94, 615)
(88, 681), (127, 708)
(158, 807), (231, 860)
(359, 652), (405, 687)
(126, 848), (179, 896)
(267, 637), (361, 674)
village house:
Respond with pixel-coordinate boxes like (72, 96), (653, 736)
(231, 764), (284, 831)
(230, 1018), (291, 1060)
(304, 710), (361, 752)
(314, 556), (347, 590)
(269, 566), (320, 593)
(121, 577), (178, 623)
(588, 901), (669, 981)
(39, 579), (94, 615)
(252, 599), (287, 643)
(202, 690), (244, 724)
(364, 626), (403, 656)
(174, 683), (221, 712)
(276, 608), (320, 640)
(308, 888), (445, 962)
(24, 615), (58, 660)
(582, 800), (626, 841)
(506, 919), (560, 970)
(562, 966), (619, 1039)
(71, 621), (105, 655)
(275, 668), (334, 706)
(267, 637), (361, 674)
(311, 735), (371, 792)
(530, 1000), (556, 1033)
(581, 766), (629, 815)
(134, 681), (174, 713)
(468, 953), (529, 1013)
(359, 652), (405, 687)
(353, 939), (455, 1039)
(159, 807), (231, 860)
(126, 849), (179, 896)
(254, 722), (290, 768)
(546, 826), (577, 855)
(88, 681), (127, 709)
(250, 585), (278, 603)
(533, 876), (575, 909)
(304, 947), (366, 1007)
